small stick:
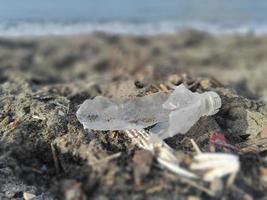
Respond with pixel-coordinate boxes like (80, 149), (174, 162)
(226, 172), (237, 188)
(165, 172), (215, 196)
(190, 139), (202, 154)
(89, 152), (121, 166)
(22, 166), (43, 174)
(51, 143), (60, 174)
(0, 95), (14, 102)
(180, 176), (215, 196)
(159, 84), (170, 93)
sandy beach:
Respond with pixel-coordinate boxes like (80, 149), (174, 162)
(1, 31), (267, 98)
(1, 31), (267, 199)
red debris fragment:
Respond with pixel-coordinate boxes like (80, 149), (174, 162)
(209, 132), (238, 152)
(209, 132), (226, 144)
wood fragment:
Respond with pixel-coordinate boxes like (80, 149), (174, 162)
(190, 139), (202, 154)
(159, 83), (170, 93)
(89, 152), (121, 166)
(51, 143), (60, 174)
(146, 184), (164, 194)
(165, 172), (215, 196)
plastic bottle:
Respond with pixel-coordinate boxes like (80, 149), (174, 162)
(76, 92), (169, 131)
(76, 84), (221, 139)
(150, 84), (221, 138)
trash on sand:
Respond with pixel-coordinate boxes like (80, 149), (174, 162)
(209, 132), (238, 152)
(190, 152), (240, 182)
(125, 129), (240, 195)
(190, 139), (240, 184)
(125, 129), (198, 179)
(77, 84), (222, 139)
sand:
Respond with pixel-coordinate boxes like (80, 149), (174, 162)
(0, 31), (267, 199)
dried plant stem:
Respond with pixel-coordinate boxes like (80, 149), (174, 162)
(89, 152), (121, 166)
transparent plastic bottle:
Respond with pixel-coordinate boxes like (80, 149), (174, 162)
(76, 84), (221, 139)
(150, 85), (222, 138)
(76, 92), (169, 131)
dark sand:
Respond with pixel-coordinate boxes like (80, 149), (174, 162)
(0, 31), (267, 199)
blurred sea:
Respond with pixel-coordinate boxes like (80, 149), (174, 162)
(1, 0), (267, 36)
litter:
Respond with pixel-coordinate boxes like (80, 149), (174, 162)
(125, 129), (198, 179)
(76, 84), (240, 194)
(125, 129), (240, 192)
(77, 84), (222, 139)
(190, 139), (239, 184)
(190, 152), (240, 183)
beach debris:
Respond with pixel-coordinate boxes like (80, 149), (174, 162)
(191, 139), (240, 184)
(125, 129), (240, 197)
(77, 84), (222, 139)
(209, 132), (226, 146)
(89, 152), (121, 166)
(125, 129), (198, 179)
(209, 132), (238, 152)
(76, 82), (239, 194)
(155, 136), (239, 184)
(190, 152), (240, 183)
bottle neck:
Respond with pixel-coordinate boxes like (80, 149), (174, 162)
(200, 92), (221, 116)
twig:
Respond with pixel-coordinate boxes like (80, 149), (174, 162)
(159, 84), (170, 93)
(180, 176), (215, 196)
(165, 172), (215, 196)
(0, 95), (14, 102)
(190, 139), (202, 154)
(158, 158), (198, 179)
(51, 143), (60, 174)
(89, 152), (121, 166)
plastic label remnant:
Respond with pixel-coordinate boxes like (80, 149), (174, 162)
(77, 84), (222, 139)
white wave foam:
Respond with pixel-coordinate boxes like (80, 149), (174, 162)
(0, 21), (266, 37)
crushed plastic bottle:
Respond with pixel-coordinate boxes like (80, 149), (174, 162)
(76, 84), (221, 139)
(150, 85), (221, 138)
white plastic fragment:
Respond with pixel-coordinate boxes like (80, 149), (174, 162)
(77, 84), (222, 139)
(190, 153), (240, 182)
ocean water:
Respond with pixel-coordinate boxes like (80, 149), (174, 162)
(1, 0), (267, 36)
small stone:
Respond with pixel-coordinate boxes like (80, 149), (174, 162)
(58, 110), (65, 117)
(5, 190), (15, 198)
(63, 180), (86, 200)
(200, 79), (211, 89)
(168, 74), (183, 85)
(23, 192), (36, 200)
(133, 150), (153, 185)
(187, 196), (201, 200)
(134, 80), (145, 89)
